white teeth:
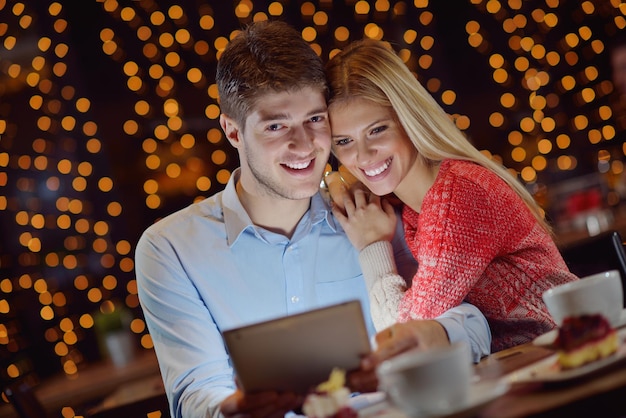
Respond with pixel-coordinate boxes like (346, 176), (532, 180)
(364, 158), (391, 177)
(285, 160), (312, 170)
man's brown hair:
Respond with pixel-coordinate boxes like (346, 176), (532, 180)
(216, 20), (328, 129)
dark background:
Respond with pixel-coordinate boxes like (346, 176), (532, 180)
(0, 0), (624, 386)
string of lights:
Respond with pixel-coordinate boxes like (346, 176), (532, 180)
(0, 1), (624, 415)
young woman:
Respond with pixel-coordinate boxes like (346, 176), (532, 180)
(325, 39), (578, 352)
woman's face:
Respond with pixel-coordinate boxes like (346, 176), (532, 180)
(329, 98), (418, 197)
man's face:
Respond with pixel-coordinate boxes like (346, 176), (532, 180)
(232, 86), (331, 201)
(612, 45), (626, 96)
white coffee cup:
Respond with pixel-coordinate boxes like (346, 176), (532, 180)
(376, 341), (472, 417)
(542, 270), (623, 327)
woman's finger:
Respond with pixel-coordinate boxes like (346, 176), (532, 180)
(368, 193), (381, 204)
(331, 204), (348, 225)
(353, 188), (369, 207)
(325, 172), (349, 211)
(342, 195), (356, 216)
(381, 198), (396, 217)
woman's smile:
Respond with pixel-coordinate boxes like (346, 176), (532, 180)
(363, 157), (393, 178)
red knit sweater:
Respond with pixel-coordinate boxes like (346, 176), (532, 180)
(399, 159), (578, 351)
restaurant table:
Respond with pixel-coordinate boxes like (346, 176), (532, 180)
(476, 341), (626, 418)
(359, 333), (626, 418)
(88, 336), (626, 418)
(0, 349), (160, 418)
(86, 373), (169, 418)
(14, 336), (626, 418)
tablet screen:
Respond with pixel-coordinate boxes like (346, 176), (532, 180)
(222, 300), (372, 394)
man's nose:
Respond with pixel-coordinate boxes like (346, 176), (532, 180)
(289, 126), (316, 151)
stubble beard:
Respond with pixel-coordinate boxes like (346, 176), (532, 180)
(245, 149), (325, 201)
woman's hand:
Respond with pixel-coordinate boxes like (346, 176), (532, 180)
(220, 389), (302, 418)
(347, 320), (450, 393)
(324, 171), (362, 215)
(326, 173), (397, 251)
(337, 190), (397, 251)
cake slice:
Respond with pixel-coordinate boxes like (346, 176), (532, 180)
(302, 368), (357, 418)
(554, 314), (618, 369)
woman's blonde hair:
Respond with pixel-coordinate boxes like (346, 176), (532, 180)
(326, 38), (549, 231)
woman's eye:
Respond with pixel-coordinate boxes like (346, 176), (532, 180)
(371, 125), (387, 135)
(334, 138), (351, 146)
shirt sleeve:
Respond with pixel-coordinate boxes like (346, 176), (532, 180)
(135, 230), (232, 418)
(358, 240), (492, 361)
(436, 302), (492, 362)
(358, 240), (407, 331)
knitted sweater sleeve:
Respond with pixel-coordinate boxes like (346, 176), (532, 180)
(398, 166), (527, 321)
(358, 240), (408, 331)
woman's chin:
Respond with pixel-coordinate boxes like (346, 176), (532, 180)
(364, 182), (395, 197)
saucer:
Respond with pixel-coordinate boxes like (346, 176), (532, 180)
(386, 378), (509, 418)
(533, 308), (626, 346)
(433, 378), (509, 418)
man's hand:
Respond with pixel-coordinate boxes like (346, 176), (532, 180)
(220, 389), (303, 418)
(347, 320), (450, 393)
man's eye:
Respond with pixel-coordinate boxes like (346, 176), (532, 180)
(268, 124), (281, 131)
(310, 115), (325, 123)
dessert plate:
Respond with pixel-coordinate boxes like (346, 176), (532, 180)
(533, 308), (626, 346)
(347, 391), (387, 411)
(359, 378), (509, 418)
(507, 344), (626, 384)
(506, 341), (626, 383)
(531, 329), (558, 347)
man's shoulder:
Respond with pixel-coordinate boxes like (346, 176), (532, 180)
(141, 191), (226, 237)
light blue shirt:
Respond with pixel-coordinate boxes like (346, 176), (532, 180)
(135, 169), (491, 418)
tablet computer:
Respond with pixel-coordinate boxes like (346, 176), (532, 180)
(222, 300), (372, 394)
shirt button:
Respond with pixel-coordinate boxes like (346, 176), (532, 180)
(291, 296), (299, 303)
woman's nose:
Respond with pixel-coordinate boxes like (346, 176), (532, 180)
(356, 140), (375, 165)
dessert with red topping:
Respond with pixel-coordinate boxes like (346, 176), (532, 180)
(302, 368), (357, 418)
(554, 314), (618, 369)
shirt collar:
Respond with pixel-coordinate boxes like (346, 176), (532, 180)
(222, 169), (338, 246)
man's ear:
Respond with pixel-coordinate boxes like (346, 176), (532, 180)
(220, 114), (242, 148)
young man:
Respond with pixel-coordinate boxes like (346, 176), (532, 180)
(135, 20), (491, 418)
